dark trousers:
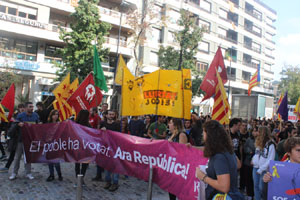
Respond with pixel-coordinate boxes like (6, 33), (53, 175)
(48, 163), (62, 176)
(169, 193), (176, 200)
(0, 142), (5, 156)
(240, 164), (247, 190)
(75, 163), (89, 177)
(96, 165), (103, 178)
(5, 149), (16, 169)
(244, 165), (254, 197)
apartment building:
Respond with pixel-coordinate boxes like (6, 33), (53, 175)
(138, 0), (276, 111)
(0, 0), (136, 105)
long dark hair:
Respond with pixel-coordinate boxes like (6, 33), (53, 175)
(48, 110), (59, 123)
(76, 110), (90, 127)
(203, 120), (234, 158)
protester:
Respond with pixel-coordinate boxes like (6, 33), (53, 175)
(276, 127), (297, 160)
(147, 115), (167, 139)
(128, 116), (144, 137)
(252, 126), (276, 200)
(121, 117), (129, 134)
(196, 120), (243, 200)
(99, 103), (108, 119)
(100, 110), (121, 192)
(229, 118), (242, 159)
(243, 125), (258, 200)
(167, 118), (188, 200)
(89, 107), (101, 129)
(188, 112), (203, 146)
(46, 110), (63, 182)
(74, 109), (90, 187)
(142, 115), (152, 138)
(35, 102), (49, 124)
(9, 102), (39, 180)
(184, 119), (192, 136)
(239, 120), (250, 192)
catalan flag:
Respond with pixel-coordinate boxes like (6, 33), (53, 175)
(248, 64), (260, 96)
(294, 96), (300, 119)
(277, 93), (284, 120)
(212, 71), (231, 125)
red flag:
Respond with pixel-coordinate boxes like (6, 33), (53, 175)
(1, 83), (15, 121)
(67, 73), (103, 115)
(199, 47), (227, 101)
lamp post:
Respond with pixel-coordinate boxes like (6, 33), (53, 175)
(111, 0), (129, 110)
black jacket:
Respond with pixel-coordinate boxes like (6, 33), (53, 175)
(7, 122), (20, 152)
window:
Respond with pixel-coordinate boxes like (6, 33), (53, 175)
(219, 9), (227, 19)
(253, 25), (261, 35)
(151, 28), (162, 43)
(242, 71), (251, 81)
(8, 7), (16, 15)
(198, 41), (209, 53)
(200, 0), (211, 12)
(168, 31), (176, 44)
(225, 48), (237, 62)
(0, 36), (37, 61)
(150, 51), (159, 66)
(227, 67), (236, 80)
(228, 12), (238, 25)
(0, 5), (6, 13)
(169, 9), (180, 24)
(45, 45), (62, 58)
(252, 42), (261, 53)
(244, 36), (252, 48)
(227, 29), (238, 43)
(196, 61), (208, 72)
(28, 14), (37, 20)
(199, 18), (210, 32)
(18, 11), (26, 18)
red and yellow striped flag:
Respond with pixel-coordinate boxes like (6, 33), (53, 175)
(212, 71), (231, 125)
(0, 104), (8, 122)
(248, 65), (260, 96)
(277, 93), (283, 120)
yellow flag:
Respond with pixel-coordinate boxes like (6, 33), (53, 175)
(68, 78), (79, 96)
(115, 55), (134, 85)
(52, 73), (70, 100)
(294, 96), (300, 119)
(182, 69), (192, 119)
(122, 69), (190, 119)
(0, 104), (8, 122)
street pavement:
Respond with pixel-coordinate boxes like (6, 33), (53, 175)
(0, 158), (169, 200)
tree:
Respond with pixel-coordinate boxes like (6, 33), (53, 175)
(158, 9), (206, 96)
(279, 64), (300, 104)
(126, 0), (166, 75)
(56, 0), (111, 82)
(0, 69), (22, 99)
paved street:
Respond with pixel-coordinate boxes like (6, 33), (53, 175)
(0, 157), (169, 200)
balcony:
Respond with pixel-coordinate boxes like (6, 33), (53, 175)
(266, 23), (276, 30)
(104, 36), (128, 47)
(218, 34), (238, 44)
(229, 0), (239, 8)
(245, 10), (262, 21)
(98, 7), (132, 30)
(264, 69), (274, 74)
(265, 54), (275, 59)
(244, 25), (262, 37)
(266, 39), (276, 44)
(242, 60), (259, 69)
(243, 43), (261, 53)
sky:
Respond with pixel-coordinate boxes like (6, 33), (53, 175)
(262, 0), (300, 80)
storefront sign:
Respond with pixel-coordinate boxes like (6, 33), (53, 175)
(0, 13), (46, 29)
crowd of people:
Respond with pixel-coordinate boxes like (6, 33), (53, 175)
(0, 101), (299, 200)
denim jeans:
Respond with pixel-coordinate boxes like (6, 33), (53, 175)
(105, 170), (119, 184)
(253, 167), (266, 200)
(48, 163), (62, 176)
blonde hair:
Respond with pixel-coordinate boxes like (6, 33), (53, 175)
(255, 126), (271, 150)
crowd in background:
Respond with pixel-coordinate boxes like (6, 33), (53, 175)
(0, 101), (299, 200)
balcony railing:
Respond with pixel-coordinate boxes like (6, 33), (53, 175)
(99, 7), (127, 21)
(245, 9), (262, 21)
(0, 48), (37, 61)
(265, 54), (275, 59)
(44, 56), (63, 65)
(242, 61), (259, 69)
(244, 26), (262, 37)
(243, 43), (261, 53)
(104, 36), (128, 47)
(218, 34), (238, 44)
(46, 24), (71, 33)
(266, 39), (276, 44)
(264, 69), (274, 74)
(266, 23), (276, 30)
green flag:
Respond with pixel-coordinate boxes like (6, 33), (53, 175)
(93, 45), (108, 92)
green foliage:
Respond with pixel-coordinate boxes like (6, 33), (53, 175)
(158, 9), (206, 96)
(192, 71), (206, 97)
(16, 93), (29, 104)
(0, 70), (22, 99)
(279, 65), (300, 104)
(56, 0), (111, 82)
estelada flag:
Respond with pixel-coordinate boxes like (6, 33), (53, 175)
(1, 83), (15, 121)
(67, 73), (102, 115)
(199, 47), (227, 101)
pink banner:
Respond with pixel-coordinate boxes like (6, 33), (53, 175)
(22, 121), (208, 200)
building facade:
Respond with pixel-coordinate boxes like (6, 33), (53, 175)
(137, 0), (276, 113)
(0, 0), (136, 106)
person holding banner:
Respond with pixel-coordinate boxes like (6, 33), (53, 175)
(167, 118), (188, 200)
(147, 116), (167, 139)
(74, 109), (90, 187)
(252, 126), (276, 200)
(195, 120), (244, 200)
(263, 137), (300, 183)
(46, 110), (63, 182)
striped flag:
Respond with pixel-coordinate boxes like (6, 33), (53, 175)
(0, 104), (8, 122)
(277, 93), (284, 120)
(212, 71), (231, 125)
(248, 64), (261, 96)
(293, 96), (300, 119)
